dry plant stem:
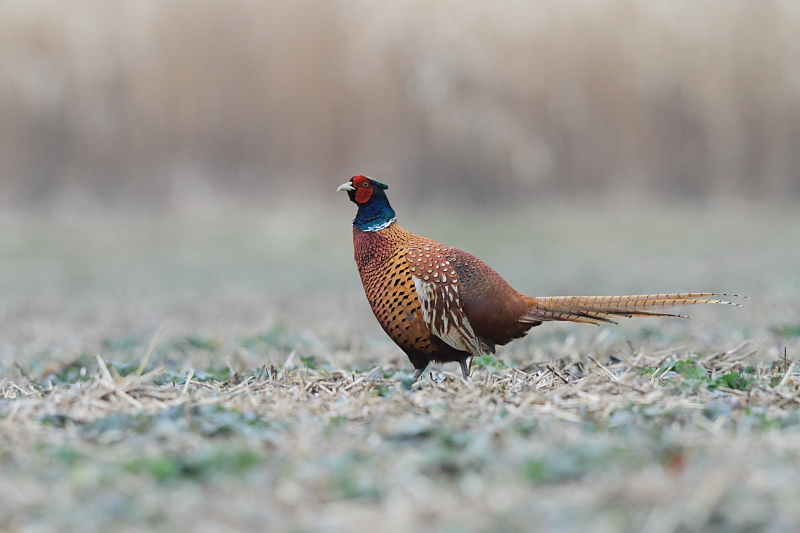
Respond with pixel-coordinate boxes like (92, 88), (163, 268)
(136, 323), (166, 376)
(587, 354), (618, 382)
(182, 369), (195, 394)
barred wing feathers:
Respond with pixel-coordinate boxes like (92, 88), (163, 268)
(407, 244), (486, 357)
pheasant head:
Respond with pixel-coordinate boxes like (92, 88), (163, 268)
(337, 175), (396, 231)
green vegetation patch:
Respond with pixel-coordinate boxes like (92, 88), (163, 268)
(124, 447), (262, 483)
(771, 323), (800, 338)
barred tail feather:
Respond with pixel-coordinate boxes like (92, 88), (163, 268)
(522, 293), (744, 325)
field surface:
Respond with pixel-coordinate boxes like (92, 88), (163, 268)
(2, 204), (800, 532)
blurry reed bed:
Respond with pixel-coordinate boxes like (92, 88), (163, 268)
(1, 0), (800, 209)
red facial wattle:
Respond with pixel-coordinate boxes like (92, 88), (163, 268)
(352, 175), (374, 203)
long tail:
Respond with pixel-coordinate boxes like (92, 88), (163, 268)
(522, 293), (744, 325)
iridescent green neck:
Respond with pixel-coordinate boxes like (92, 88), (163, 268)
(354, 195), (396, 232)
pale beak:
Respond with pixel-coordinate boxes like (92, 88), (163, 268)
(337, 182), (356, 192)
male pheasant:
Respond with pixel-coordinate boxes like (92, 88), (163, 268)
(338, 175), (740, 380)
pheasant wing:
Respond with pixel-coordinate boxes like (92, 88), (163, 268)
(407, 244), (484, 356)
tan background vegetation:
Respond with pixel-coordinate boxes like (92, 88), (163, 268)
(2, 0), (800, 209)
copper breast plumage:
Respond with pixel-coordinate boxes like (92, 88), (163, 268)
(339, 175), (741, 381)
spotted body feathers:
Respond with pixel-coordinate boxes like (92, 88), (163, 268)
(338, 175), (742, 380)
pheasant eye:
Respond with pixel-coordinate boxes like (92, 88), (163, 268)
(362, 182), (369, 187)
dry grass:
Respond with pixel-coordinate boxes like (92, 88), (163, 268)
(3, 338), (800, 532)
(3, 338), (796, 431)
(1, 206), (799, 532)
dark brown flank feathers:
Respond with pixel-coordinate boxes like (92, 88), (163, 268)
(340, 175), (740, 380)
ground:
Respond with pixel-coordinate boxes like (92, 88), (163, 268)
(1, 204), (799, 532)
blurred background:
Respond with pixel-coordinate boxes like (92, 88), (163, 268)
(1, 0), (799, 373)
(3, 0), (800, 209)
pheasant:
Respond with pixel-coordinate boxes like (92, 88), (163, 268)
(338, 175), (741, 380)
